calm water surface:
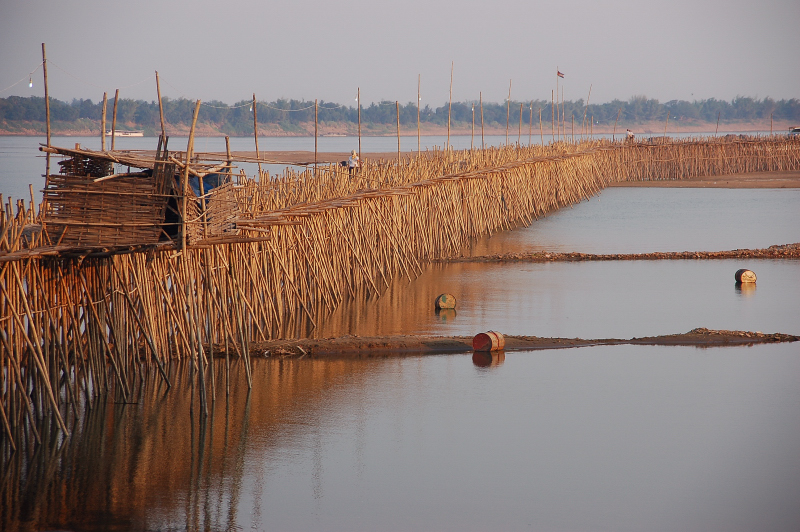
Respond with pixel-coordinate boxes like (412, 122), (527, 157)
(5, 344), (799, 531)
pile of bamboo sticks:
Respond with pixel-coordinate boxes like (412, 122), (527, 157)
(1, 135), (798, 449)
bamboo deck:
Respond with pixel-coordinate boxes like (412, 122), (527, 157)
(1, 135), (798, 447)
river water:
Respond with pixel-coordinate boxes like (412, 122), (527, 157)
(1, 136), (799, 531)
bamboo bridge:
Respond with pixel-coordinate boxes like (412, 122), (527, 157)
(1, 134), (798, 447)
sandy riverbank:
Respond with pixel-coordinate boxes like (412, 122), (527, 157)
(243, 328), (798, 358)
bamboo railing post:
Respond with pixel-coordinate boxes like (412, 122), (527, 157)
(357, 88), (361, 160)
(181, 99), (201, 250)
(716, 111), (720, 136)
(529, 103), (533, 146)
(471, 104), (475, 151)
(101, 92), (107, 151)
(252, 94), (262, 177)
(314, 99), (318, 173)
(155, 71), (166, 139)
(396, 101), (401, 167)
(111, 89), (119, 150)
(539, 108), (544, 146)
(506, 79), (511, 145)
(518, 103), (523, 146)
(480, 92), (484, 150)
(42, 43), (51, 184)
(417, 75), (421, 155)
(447, 62), (453, 150)
(582, 84), (592, 138)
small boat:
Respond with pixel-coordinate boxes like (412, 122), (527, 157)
(105, 130), (144, 137)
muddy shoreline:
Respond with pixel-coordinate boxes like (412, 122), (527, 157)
(439, 243), (800, 263)
(244, 328), (798, 358)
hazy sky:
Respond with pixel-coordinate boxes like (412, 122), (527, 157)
(1, 0), (797, 107)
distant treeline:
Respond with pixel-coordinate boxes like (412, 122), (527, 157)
(1, 95), (798, 133)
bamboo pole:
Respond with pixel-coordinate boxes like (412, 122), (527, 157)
(181, 100), (201, 250)
(471, 104), (475, 151)
(358, 87), (361, 160)
(314, 99), (318, 172)
(252, 94), (262, 176)
(582, 84), (592, 138)
(447, 61), (453, 150)
(417, 75), (421, 155)
(716, 111), (720, 136)
(101, 92), (107, 151)
(539, 108), (543, 146)
(506, 79), (511, 145)
(518, 103), (523, 146)
(111, 89), (119, 150)
(529, 103), (533, 146)
(396, 101), (401, 167)
(480, 92), (484, 150)
(155, 71), (166, 139)
(664, 111), (669, 138)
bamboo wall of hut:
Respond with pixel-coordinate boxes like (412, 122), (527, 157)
(1, 135), (799, 447)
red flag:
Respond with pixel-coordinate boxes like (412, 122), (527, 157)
(557, 70), (565, 78)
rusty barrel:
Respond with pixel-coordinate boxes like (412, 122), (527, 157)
(735, 269), (757, 283)
(472, 331), (505, 352)
(435, 293), (457, 309)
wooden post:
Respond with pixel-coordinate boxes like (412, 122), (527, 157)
(252, 94), (261, 176)
(518, 103), (523, 146)
(101, 92), (107, 151)
(556, 67), (559, 140)
(770, 112), (773, 135)
(314, 99), (318, 171)
(225, 136), (233, 178)
(357, 87), (361, 160)
(613, 108), (621, 141)
(111, 89), (119, 150)
(396, 101), (401, 167)
(471, 104), (475, 150)
(480, 92), (484, 149)
(42, 44), (51, 148)
(506, 79), (511, 145)
(447, 61), (453, 150)
(539, 108), (544, 146)
(529, 102), (533, 146)
(716, 111), (720, 136)
(582, 84), (592, 138)
(41, 43), (51, 185)
(417, 75), (421, 155)
(181, 99), (201, 250)
(155, 71), (166, 139)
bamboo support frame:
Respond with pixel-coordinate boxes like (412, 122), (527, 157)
(1, 135), (799, 445)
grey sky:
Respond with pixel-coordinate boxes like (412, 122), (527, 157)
(1, 0), (798, 107)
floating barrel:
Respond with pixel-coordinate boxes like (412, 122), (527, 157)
(435, 293), (457, 309)
(735, 269), (757, 283)
(472, 331), (505, 352)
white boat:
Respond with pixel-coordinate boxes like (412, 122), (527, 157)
(105, 130), (144, 137)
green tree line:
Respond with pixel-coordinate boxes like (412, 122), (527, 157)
(1, 95), (798, 133)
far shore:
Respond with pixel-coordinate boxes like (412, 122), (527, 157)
(0, 119), (796, 138)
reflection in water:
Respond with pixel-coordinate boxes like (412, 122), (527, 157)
(4, 345), (800, 531)
(471, 351), (506, 368)
(735, 281), (757, 297)
(434, 308), (457, 323)
(314, 260), (800, 339)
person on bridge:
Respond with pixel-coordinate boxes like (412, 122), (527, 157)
(626, 129), (635, 142)
(348, 150), (361, 177)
